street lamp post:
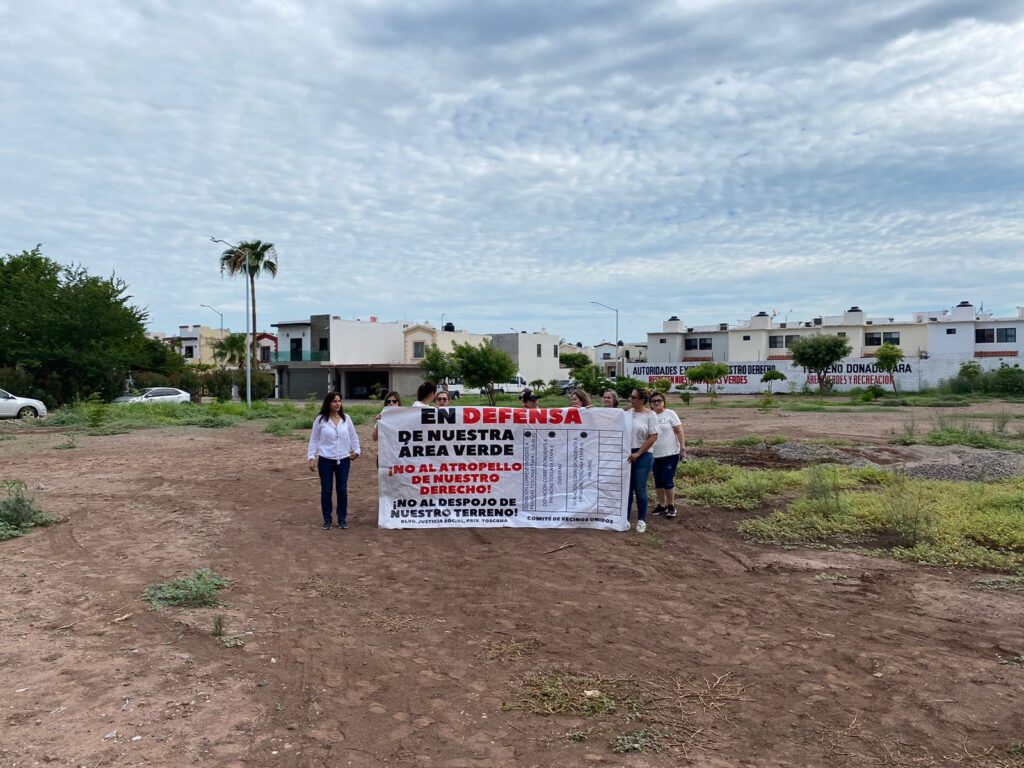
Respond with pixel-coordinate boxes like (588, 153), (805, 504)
(210, 237), (252, 407)
(200, 303), (225, 370)
(590, 301), (620, 376)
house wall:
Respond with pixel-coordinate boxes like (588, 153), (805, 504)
(328, 318), (406, 364)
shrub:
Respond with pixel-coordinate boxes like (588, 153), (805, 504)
(205, 370), (236, 402)
(0, 481), (58, 541)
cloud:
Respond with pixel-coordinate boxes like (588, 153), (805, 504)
(0, 0), (1022, 345)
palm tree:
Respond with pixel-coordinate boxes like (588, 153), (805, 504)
(212, 333), (249, 370)
(219, 240), (278, 365)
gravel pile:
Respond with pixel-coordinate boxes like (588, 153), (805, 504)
(771, 443), (869, 466)
(770, 442), (1024, 481)
(898, 447), (1024, 482)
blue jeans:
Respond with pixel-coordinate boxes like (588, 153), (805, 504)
(317, 456), (351, 525)
(653, 454), (680, 489)
(628, 451), (654, 523)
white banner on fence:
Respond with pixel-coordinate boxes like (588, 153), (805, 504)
(377, 406), (631, 530)
(625, 358), (933, 393)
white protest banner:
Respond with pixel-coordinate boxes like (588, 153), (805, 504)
(377, 406), (631, 530)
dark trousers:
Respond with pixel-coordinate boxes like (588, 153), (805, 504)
(317, 456), (351, 525)
(627, 451), (654, 523)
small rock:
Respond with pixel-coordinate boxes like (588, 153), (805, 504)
(103, 729), (118, 741)
(131, 735), (142, 742)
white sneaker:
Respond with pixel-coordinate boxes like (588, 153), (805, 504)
(636, 520), (647, 534)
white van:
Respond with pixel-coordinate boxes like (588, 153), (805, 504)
(468, 375), (528, 395)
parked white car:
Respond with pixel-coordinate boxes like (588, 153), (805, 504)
(114, 387), (191, 405)
(0, 388), (48, 419)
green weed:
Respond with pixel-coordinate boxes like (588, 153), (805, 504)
(53, 433), (78, 450)
(683, 469), (802, 510)
(142, 569), (229, 610)
(612, 729), (662, 754)
(0, 481), (58, 541)
(503, 669), (638, 717)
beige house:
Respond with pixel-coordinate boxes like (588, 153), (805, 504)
(403, 324), (491, 363)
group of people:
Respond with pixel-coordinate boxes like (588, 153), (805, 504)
(307, 381), (686, 534)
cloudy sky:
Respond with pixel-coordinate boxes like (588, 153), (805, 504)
(2, 0), (1023, 345)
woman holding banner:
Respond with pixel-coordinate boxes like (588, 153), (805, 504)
(569, 389), (591, 408)
(372, 390), (401, 442)
(626, 388), (659, 534)
(308, 392), (360, 530)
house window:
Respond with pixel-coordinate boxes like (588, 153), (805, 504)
(946, 328), (956, 335)
(413, 341), (425, 358)
(184, 345), (195, 358)
(785, 335), (799, 347)
(536, 343), (542, 357)
(602, 352), (611, 360)
(769, 335), (784, 349)
(659, 338), (667, 344)
(837, 332), (847, 337)
(742, 335), (751, 341)
(864, 332), (882, 346)
(259, 347), (270, 363)
(883, 332), (900, 345)
(975, 329), (994, 344)
(698, 338), (712, 350)
(998, 328), (1017, 343)
(684, 338), (698, 350)
(318, 338), (329, 352)
(553, 344), (558, 357)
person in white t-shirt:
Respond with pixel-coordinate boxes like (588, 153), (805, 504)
(413, 381), (437, 408)
(625, 388), (660, 534)
(650, 392), (686, 518)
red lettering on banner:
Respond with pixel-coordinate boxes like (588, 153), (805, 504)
(461, 408), (582, 425)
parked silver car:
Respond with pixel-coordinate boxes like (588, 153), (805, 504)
(114, 387), (191, 405)
(0, 388), (48, 419)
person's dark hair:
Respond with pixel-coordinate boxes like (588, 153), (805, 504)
(383, 390), (402, 406)
(317, 391), (346, 422)
(520, 388), (532, 403)
(631, 387), (650, 405)
(570, 388), (591, 407)
(417, 381), (437, 402)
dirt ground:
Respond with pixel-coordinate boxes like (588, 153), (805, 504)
(2, 403), (1023, 767)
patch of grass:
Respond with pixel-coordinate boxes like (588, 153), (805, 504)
(739, 474), (1024, 574)
(727, 434), (788, 448)
(142, 569), (229, 610)
(0, 432), (15, 442)
(814, 572), (849, 582)
(53, 433), (78, 450)
(0, 481), (59, 541)
(503, 669), (637, 717)
(477, 636), (543, 661)
(683, 468), (803, 510)
(677, 458), (735, 484)
(566, 728), (592, 742)
(612, 729), (662, 754)
(211, 614), (225, 637)
(973, 576), (1024, 591)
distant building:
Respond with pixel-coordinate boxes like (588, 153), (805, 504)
(633, 301), (1024, 392)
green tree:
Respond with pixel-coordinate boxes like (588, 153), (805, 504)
(419, 344), (461, 388)
(0, 246), (148, 404)
(219, 240), (278, 366)
(761, 369), (787, 394)
(685, 362), (730, 400)
(789, 335), (852, 394)
(874, 343), (904, 394)
(652, 378), (672, 395)
(450, 340), (516, 405)
(572, 363), (612, 396)
(135, 337), (187, 378)
(212, 333), (249, 370)
(559, 351), (591, 371)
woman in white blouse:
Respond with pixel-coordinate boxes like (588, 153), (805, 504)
(307, 392), (361, 530)
(626, 387), (660, 534)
